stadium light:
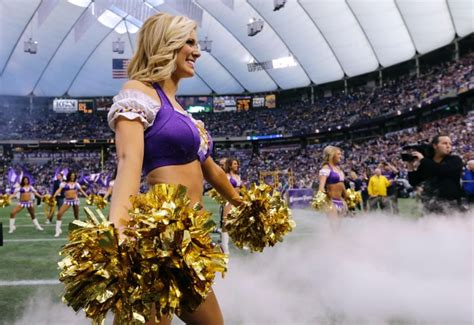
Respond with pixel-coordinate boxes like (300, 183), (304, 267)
(112, 38), (124, 54)
(247, 18), (264, 37)
(143, 0), (164, 8)
(273, 0), (286, 11)
(199, 36), (212, 53)
(23, 38), (38, 54)
(98, 9), (123, 29)
(272, 55), (297, 69)
(143, 1), (153, 9)
(67, 0), (91, 7)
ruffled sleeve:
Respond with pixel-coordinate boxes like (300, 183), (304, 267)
(108, 89), (160, 131)
(319, 168), (331, 177)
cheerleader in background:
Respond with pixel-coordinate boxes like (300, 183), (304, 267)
(53, 171), (88, 237)
(317, 146), (348, 229)
(216, 157), (228, 234)
(97, 173), (111, 198)
(103, 171), (116, 201)
(221, 158), (242, 254)
(8, 176), (44, 233)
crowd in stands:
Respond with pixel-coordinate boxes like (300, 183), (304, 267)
(196, 53), (473, 137)
(2, 113), (111, 140)
(0, 53), (471, 140)
(215, 112), (474, 189)
(12, 150), (100, 162)
(0, 51), (472, 205)
(0, 150), (116, 195)
(2, 112), (472, 200)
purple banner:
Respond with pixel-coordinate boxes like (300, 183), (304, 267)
(288, 188), (314, 208)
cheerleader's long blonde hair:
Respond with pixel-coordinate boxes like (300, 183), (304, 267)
(322, 145), (342, 166)
(127, 13), (196, 83)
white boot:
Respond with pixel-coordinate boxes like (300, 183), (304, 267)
(32, 218), (44, 231)
(220, 232), (230, 254)
(54, 220), (62, 237)
(8, 218), (16, 234)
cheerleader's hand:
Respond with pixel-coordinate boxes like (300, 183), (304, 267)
(108, 217), (129, 241)
(230, 196), (244, 207)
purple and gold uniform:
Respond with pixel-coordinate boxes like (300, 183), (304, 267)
(109, 83), (212, 171)
(17, 186), (35, 208)
(320, 166), (348, 214)
(60, 182), (82, 206)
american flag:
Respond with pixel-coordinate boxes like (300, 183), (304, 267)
(112, 58), (130, 79)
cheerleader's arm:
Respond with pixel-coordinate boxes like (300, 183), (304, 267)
(78, 186), (89, 198)
(108, 118), (144, 232)
(9, 188), (19, 200)
(103, 185), (113, 200)
(31, 187), (44, 199)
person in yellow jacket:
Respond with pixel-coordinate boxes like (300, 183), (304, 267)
(368, 168), (392, 211)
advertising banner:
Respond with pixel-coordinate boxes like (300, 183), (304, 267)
(288, 188), (314, 208)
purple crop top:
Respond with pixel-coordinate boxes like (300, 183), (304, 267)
(320, 166), (344, 185)
(19, 186), (34, 194)
(228, 175), (242, 188)
(108, 83), (213, 175)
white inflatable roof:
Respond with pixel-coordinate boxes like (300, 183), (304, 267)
(0, 0), (471, 97)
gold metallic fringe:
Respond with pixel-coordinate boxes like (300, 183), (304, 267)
(207, 188), (227, 205)
(226, 183), (295, 252)
(58, 208), (128, 325)
(42, 194), (56, 220)
(311, 191), (330, 210)
(124, 184), (227, 320)
(59, 184), (227, 324)
(87, 194), (108, 210)
(345, 189), (362, 210)
(0, 194), (11, 208)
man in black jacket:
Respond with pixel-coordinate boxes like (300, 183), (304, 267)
(407, 135), (464, 214)
(48, 173), (64, 223)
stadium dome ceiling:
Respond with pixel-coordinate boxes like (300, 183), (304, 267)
(0, 0), (472, 97)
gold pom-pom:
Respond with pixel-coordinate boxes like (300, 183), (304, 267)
(42, 194), (56, 206)
(345, 189), (362, 210)
(42, 194), (56, 220)
(207, 188), (227, 205)
(94, 195), (108, 210)
(311, 191), (330, 210)
(58, 208), (130, 325)
(86, 194), (94, 206)
(0, 194), (11, 208)
(226, 183), (295, 253)
(87, 194), (108, 210)
(124, 184), (228, 320)
(59, 185), (227, 324)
